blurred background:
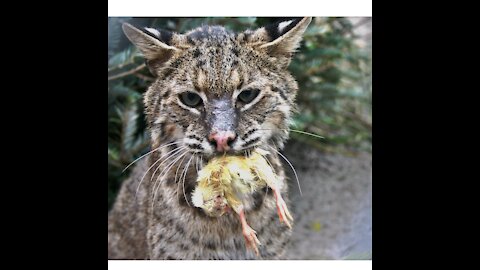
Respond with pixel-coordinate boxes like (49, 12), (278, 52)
(108, 17), (371, 259)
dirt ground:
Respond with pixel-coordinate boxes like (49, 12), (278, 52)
(282, 140), (372, 259)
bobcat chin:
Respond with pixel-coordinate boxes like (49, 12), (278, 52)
(108, 17), (312, 259)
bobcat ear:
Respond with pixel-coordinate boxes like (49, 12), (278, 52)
(260, 17), (312, 52)
(122, 23), (178, 75)
(244, 17), (312, 68)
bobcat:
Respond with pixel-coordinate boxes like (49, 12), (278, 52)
(108, 17), (312, 259)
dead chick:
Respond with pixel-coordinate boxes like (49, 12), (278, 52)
(191, 148), (293, 256)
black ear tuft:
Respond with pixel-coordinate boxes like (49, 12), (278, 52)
(122, 23), (179, 76)
(142, 27), (173, 46)
(252, 17), (312, 69)
(264, 17), (303, 41)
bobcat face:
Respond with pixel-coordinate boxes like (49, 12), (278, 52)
(123, 18), (311, 159)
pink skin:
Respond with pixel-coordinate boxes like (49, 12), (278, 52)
(238, 209), (261, 256)
(273, 188), (293, 229)
(211, 195), (231, 216)
(208, 131), (236, 152)
(234, 189), (293, 256)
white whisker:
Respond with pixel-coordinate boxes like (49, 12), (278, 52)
(134, 146), (186, 201)
(174, 154), (189, 204)
(261, 151), (276, 175)
(175, 155), (188, 182)
(147, 146), (187, 198)
(256, 150), (274, 204)
(269, 145), (302, 196)
(154, 150), (187, 191)
(122, 141), (180, 173)
(152, 151), (189, 209)
(181, 154), (195, 207)
(195, 154), (199, 174)
(257, 128), (325, 140)
(148, 146), (186, 184)
(135, 157), (163, 200)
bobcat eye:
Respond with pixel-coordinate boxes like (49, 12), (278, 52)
(179, 92), (202, 107)
(238, 89), (260, 104)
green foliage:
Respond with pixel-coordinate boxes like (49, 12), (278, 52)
(107, 17), (371, 209)
(290, 18), (371, 154)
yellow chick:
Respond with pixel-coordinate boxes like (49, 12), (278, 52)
(191, 148), (293, 256)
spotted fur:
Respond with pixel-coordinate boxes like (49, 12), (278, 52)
(108, 17), (312, 259)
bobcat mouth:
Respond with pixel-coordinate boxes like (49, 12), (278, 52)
(202, 147), (259, 165)
(214, 147), (256, 156)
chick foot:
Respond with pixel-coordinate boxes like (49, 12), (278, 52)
(273, 189), (294, 229)
(238, 209), (261, 256)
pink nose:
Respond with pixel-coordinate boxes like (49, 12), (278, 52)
(208, 131), (236, 152)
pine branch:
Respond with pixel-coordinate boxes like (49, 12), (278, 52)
(108, 64), (146, 81)
(108, 62), (133, 72)
(134, 73), (155, 82)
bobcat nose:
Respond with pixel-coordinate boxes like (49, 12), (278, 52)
(208, 131), (236, 152)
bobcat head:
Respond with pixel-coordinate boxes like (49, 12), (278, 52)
(122, 18), (312, 159)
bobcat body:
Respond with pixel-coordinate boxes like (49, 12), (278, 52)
(108, 17), (312, 259)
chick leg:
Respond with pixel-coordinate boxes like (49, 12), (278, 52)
(237, 208), (261, 256)
(273, 188), (294, 229)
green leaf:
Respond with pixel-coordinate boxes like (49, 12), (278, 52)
(109, 83), (141, 100)
(108, 46), (136, 67)
(108, 147), (120, 161)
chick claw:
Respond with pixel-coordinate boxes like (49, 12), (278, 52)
(238, 209), (261, 256)
(242, 224), (261, 256)
(273, 189), (294, 229)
